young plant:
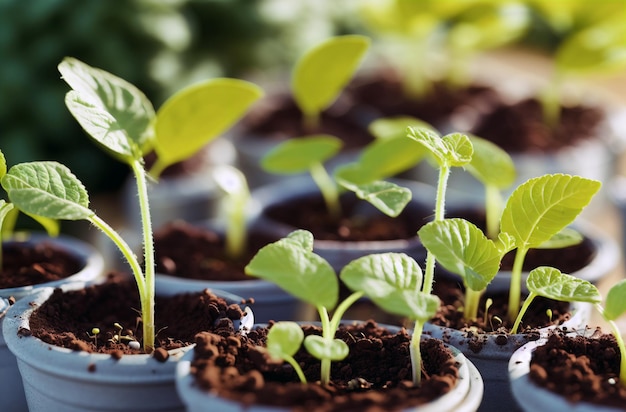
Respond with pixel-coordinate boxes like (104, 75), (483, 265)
(245, 229), (439, 387)
(260, 134), (413, 221)
(263, 321), (307, 384)
(292, 35), (370, 131)
(596, 279), (626, 386)
(418, 174), (601, 330)
(1, 58), (261, 353)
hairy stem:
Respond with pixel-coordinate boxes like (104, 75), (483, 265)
(410, 321), (424, 386)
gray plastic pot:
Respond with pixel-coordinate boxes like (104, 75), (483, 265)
(2, 283), (244, 412)
(250, 176), (436, 272)
(424, 289), (592, 412)
(0, 233), (105, 412)
(509, 336), (623, 412)
(175, 323), (484, 412)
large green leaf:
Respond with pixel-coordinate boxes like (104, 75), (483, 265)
(526, 267), (601, 303)
(407, 127), (473, 168)
(340, 253), (439, 322)
(418, 219), (501, 291)
(465, 135), (516, 189)
(337, 179), (411, 217)
(1, 162), (93, 221)
(500, 174), (601, 249)
(605, 279), (626, 321)
(245, 230), (337, 309)
(292, 35), (369, 119)
(153, 78), (263, 176)
(261, 135), (342, 174)
(59, 57), (155, 161)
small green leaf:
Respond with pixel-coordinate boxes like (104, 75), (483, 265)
(303, 335), (349, 362)
(605, 279), (626, 321)
(526, 267), (601, 303)
(266, 322), (305, 361)
(292, 35), (369, 120)
(465, 135), (516, 189)
(340, 253), (440, 322)
(153, 78), (263, 176)
(536, 227), (583, 249)
(245, 230), (337, 309)
(495, 232), (517, 255)
(1, 162), (93, 221)
(59, 57), (155, 160)
(0, 150), (6, 179)
(407, 127), (473, 168)
(369, 116), (435, 141)
(501, 174), (601, 250)
(261, 135), (342, 174)
(337, 179), (411, 217)
(418, 219), (501, 291)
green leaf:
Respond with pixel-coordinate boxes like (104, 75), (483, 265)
(340, 252), (440, 322)
(266, 322), (305, 361)
(303, 335), (349, 362)
(418, 219), (501, 291)
(604, 279), (626, 321)
(369, 116), (435, 141)
(526, 267), (601, 303)
(153, 78), (263, 176)
(0, 200), (15, 230)
(536, 227), (583, 249)
(0, 150), (6, 179)
(496, 232), (517, 255)
(59, 57), (155, 160)
(501, 174), (601, 250)
(465, 135), (516, 189)
(245, 230), (337, 309)
(261, 135), (342, 174)
(1, 162), (93, 221)
(407, 127), (473, 168)
(337, 179), (411, 217)
(556, 20), (626, 76)
(292, 35), (369, 119)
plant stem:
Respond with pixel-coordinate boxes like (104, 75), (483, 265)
(317, 306), (332, 386)
(485, 185), (502, 240)
(510, 292), (536, 334)
(464, 288), (483, 321)
(507, 247), (528, 323)
(132, 160), (155, 353)
(540, 73), (562, 129)
(310, 162), (341, 221)
(329, 292), (364, 333)
(225, 196), (247, 260)
(422, 165), (450, 294)
(303, 111), (320, 133)
(597, 304), (626, 386)
(284, 355), (307, 384)
(148, 158), (167, 180)
(410, 321), (424, 386)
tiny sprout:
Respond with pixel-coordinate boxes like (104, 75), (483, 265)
(483, 298), (493, 327)
(546, 309), (553, 323)
(87, 327), (100, 346)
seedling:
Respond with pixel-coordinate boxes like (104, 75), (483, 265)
(261, 134), (413, 222)
(245, 230), (439, 386)
(263, 321), (307, 384)
(87, 327), (100, 347)
(1, 58), (261, 352)
(292, 35), (369, 131)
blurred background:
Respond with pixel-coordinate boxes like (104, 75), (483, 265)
(3, 0), (624, 195)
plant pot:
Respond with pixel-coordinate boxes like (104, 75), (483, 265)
(175, 322), (484, 412)
(423, 282), (592, 412)
(230, 93), (375, 189)
(0, 233), (105, 412)
(2, 279), (244, 412)
(509, 332), (624, 412)
(153, 219), (308, 323)
(251, 176), (436, 273)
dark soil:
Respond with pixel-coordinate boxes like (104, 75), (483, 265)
(191, 320), (460, 411)
(0, 240), (84, 289)
(528, 329), (626, 408)
(447, 208), (595, 273)
(239, 94), (375, 149)
(153, 221), (278, 281)
(26, 275), (245, 358)
(430, 277), (572, 334)
(346, 68), (502, 129)
(471, 97), (605, 153)
(263, 192), (432, 242)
